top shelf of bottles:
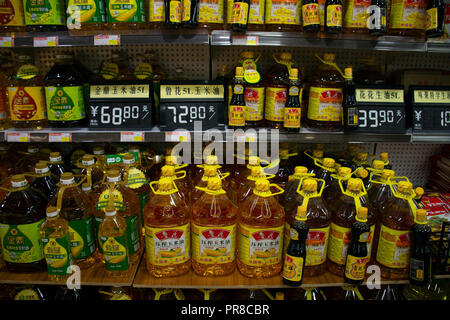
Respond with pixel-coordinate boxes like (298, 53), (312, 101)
(0, 30), (449, 53)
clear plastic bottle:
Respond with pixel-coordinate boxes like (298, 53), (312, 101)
(79, 154), (105, 193)
(191, 164), (231, 206)
(388, 0), (427, 38)
(315, 157), (336, 192)
(323, 166), (351, 204)
(279, 166), (314, 207)
(192, 177), (237, 276)
(236, 165), (274, 204)
(198, 0), (224, 30)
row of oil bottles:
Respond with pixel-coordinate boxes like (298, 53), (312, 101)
(0, 281), (449, 300)
(0, 142), (435, 285)
(0, 0), (445, 39)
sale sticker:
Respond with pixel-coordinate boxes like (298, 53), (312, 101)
(121, 131), (145, 142)
(165, 131), (191, 142)
(49, 132), (72, 143)
(0, 36), (13, 47)
(7, 132), (30, 142)
(33, 37), (58, 47)
(232, 35), (259, 46)
(94, 35), (121, 46)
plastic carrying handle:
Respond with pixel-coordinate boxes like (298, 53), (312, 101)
(314, 158), (336, 172)
(149, 179), (179, 195)
(296, 178), (326, 197)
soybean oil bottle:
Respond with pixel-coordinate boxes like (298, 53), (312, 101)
(48, 172), (97, 270)
(192, 177), (237, 276)
(145, 177), (191, 277)
(237, 178), (285, 278)
(0, 174), (46, 272)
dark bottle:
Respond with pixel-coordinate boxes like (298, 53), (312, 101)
(230, 0), (250, 32)
(228, 67), (246, 128)
(324, 0), (343, 34)
(369, 0), (387, 36)
(216, 64), (230, 105)
(48, 152), (68, 179)
(0, 174), (46, 273)
(182, 0), (199, 28)
(30, 162), (58, 202)
(54, 287), (81, 301)
(302, 0), (321, 33)
(282, 206), (309, 287)
(409, 209), (432, 287)
(283, 68), (302, 133)
(343, 67), (358, 130)
(425, 0), (445, 38)
(344, 207), (371, 285)
(164, 0), (182, 28)
(315, 157), (336, 192)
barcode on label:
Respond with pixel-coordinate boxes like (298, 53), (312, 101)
(94, 35), (121, 46)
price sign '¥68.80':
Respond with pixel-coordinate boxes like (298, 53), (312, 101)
(411, 86), (450, 132)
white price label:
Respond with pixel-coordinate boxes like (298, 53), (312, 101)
(120, 131), (145, 142)
(94, 35), (121, 46)
(234, 131), (257, 142)
(7, 132), (30, 142)
(0, 37), (13, 47)
(232, 35), (259, 46)
(49, 132), (72, 142)
(33, 36), (58, 47)
(165, 131), (191, 142)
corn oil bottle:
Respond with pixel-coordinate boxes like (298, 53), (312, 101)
(66, 0), (107, 32)
(279, 166), (314, 207)
(29, 162), (58, 202)
(105, 0), (146, 29)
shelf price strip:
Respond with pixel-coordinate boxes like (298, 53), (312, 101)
(165, 131), (191, 142)
(33, 36), (58, 47)
(120, 131), (145, 142)
(232, 35), (259, 46)
(48, 132), (72, 142)
(0, 36), (13, 47)
(94, 35), (121, 46)
(7, 132), (30, 143)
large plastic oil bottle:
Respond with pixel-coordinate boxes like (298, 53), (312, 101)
(191, 164), (231, 206)
(265, 0), (301, 31)
(279, 166), (314, 207)
(236, 165), (275, 204)
(148, 0), (165, 28)
(48, 172), (97, 270)
(0, 0), (25, 32)
(326, 178), (376, 276)
(105, 0), (147, 29)
(0, 174), (46, 272)
(323, 166), (351, 204)
(7, 55), (48, 130)
(315, 157), (336, 192)
(79, 154), (105, 192)
(198, 0), (224, 30)
(15, 145), (45, 174)
(145, 177), (191, 277)
(48, 152), (68, 179)
(306, 53), (344, 132)
(97, 52), (134, 82)
(271, 148), (296, 190)
(375, 180), (422, 279)
(237, 178), (285, 278)
(367, 169), (395, 213)
(66, 0), (107, 31)
(29, 162), (58, 202)
(388, 0), (427, 38)
(0, 54), (14, 130)
(192, 177), (237, 276)
(44, 54), (86, 128)
(285, 178), (331, 277)
(23, 0), (66, 31)
(159, 164), (189, 202)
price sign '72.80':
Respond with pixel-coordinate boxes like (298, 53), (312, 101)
(355, 86), (406, 133)
(88, 81), (153, 128)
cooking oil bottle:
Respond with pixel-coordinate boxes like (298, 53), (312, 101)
(93, 147), (106, 173)
(106, 0), (146, 29)
(265, 0), (301, 31)
(97, 170), (142, 264)
(364, 159), (384, 190)
(388, 0), (427, 38)
(272, 148), (296, 190)
(15, 145), (45, 173)
(237, 178), (285, 278)
(380, 152), (392, 169)
(145, 177), (191, 277)
(376, 180), (422, 279)
(279, 166), (314, 207)
(198, 0), (224, 30)
(303, 148), (324, 173)
(24, 0), (66, 31)
(149, 0), (165, 28)
(40, 206), (73, 281)
(236, 165), (275, 204)
(323, 166), (351, 204)
(98, 52), (133, 81)
(0, 54), (13, 130)
(48, 172), (97, 270)
(66, 0), (107, 31)
(0, 174), (46, 272)
(29, 162), (58, 202)
(315, 157), (336, 192)
(7, 55), (48, 130)
(192, 177), (237, 276)
(306, 53), (344, 131)
(343, 0), (370, 33)
(247, 0), (265, 30)
(0, 0), (25, 32)
(78, 154), (105, 192)
(48, 152), (68, 179)
(327, 178), (375, 277)
(98, 205), (130, 277)
(285, 178), (331, 277)
(191, 164), (231, 206)
(159, 165), (189, 203)
(351, 151), (370, 172)
(367, 169), (395, 212)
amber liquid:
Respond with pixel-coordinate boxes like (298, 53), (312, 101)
(264, 63), (289, 129)
(81, 167), (105, 192)
(387, 0), (425, 38)
(237, 194), (285, 278)
(144, 192), (191, 277)
(192, 193), (237, 276)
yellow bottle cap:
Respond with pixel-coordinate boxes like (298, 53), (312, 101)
(158, 177), (174, 192)
(46, 206), (59, 218)
(344, 67), (353, 78)
(93, 147), (104, 155)
(289, 68), (299, 80)
(204, 165), (218, 177)
(323, 158), (335, 169)
(49, 152), (61, 158)
(295, 206), (307, 221)
(82, 154), (95, 162)
(105, 205), (117, 216)
(372, 160), (385, 170)
(415, 209), (427, 223)
(380, 152), (389, 161)
(207, 177), (222, 191)
(323, 53), (335, 61)
(280, 52), (292, 60)
(381, 169), (395, 180)
(161, 165), (176, 177)
(165, 156), (178, 166)
(248, 156), (260, 166)
(81, 182), (91, 191)
(415, 187), (424, 197)
(348, 178), (362, 192)
(357, 152), (368, 161)
(398, 181), (413, 193)
(357, 168), (369, 179)
(312, 149), (323, 158)
(251, 166), (263, 177)
(60, 172), (74, 180)
(338, 167), (352, 177)
(35, 162), (47, 170)
(294, 166), (308, 174)
(205, 155), (218, 165)
(302, 178), (317, 192)
(348, 145), (358, 153)
(254, 178), (270, 192)
(357, 207), (368, 222)
(235, 67), (244, 77)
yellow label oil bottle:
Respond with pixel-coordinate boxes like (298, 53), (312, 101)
(0, 0), (25, 32)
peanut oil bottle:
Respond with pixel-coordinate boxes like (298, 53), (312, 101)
(380, 152), (392, 169)
(99, 205), (130, 277)
(145, 177), (191, 277)
(365, 159), (384, 190)
(237, 178), (285, 278)
(323, 166), (352, 204)
(376, 180), (422, 279)
(315, 157), (336, 192)
(47, 172), (97, 270)
(326, 178), (375, 277)
(343, 0), (371, 33)
(106, 0), (146, 29)
(192, 177), (237, 276)
(149, 0), (165, 28)
(40, 206), (73, 282)
(198, 0), (224, 30)
(7, 55), (48, 130)
(265, 0), (301, 32)
(388, 0), (427, 38)
(0, 0), (25, 32)
(66, 0), (107, 32)
(247, 0), (265, 30)
(367, 169), (395, 213)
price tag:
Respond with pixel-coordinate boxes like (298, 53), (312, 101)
(232, 35), (259, 46)
(411, 86), (450, 132)
(48, 132), (72, 142)
(120, 131), (145, 142)
(234, 131), (257, 142)
(94, 35), (121, 46)
(165, 131), (191, 142)
(0, 36), (13, 47)
(356, 88), (404, 104)
(33, 36), (58, 47)
(414, 90), (450, 104)
(7, 132), (30, 142)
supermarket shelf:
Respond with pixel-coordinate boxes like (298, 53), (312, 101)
(0, 29), (210, 48)
(426, 40), (450, 53)
(412, 132), (450, 143)
(211, 31), (428, 52)
(0, 258), (141, 287)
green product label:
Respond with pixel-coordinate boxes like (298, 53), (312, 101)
(105, 151), (139, 166)
(68, 216), (96, 260)
(45, 86), (85, 121)
(100, 234), (129, 271)
(138, 192), (149, 226)
(0, 220), (44, 264)
(125, 214), (141, 256)
(67, 0), (107, 24)
(94, 216), (104, 254)
(24, 0), (65, 25)
(41, 234), (72, 275)
(106, 0), (145, 23)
